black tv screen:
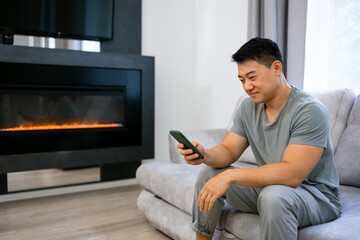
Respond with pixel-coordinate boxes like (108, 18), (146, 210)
(0, 0), (114, 41)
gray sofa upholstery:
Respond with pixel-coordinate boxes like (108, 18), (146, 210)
(136, 88), (360, 240)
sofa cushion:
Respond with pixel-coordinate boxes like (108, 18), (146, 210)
(137, 190), (195, 240)
(222, 210), (261, 239)
(136, 162), (201, 214)
(334, 95), (360, 187)
(298, 185), (360, 239)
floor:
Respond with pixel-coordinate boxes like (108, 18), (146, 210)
(0, 169), (171, 240)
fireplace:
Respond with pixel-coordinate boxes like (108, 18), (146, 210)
(0, 62), (141, 155)
(0, 44), (154, 193)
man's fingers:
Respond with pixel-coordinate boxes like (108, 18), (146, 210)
(198, 187), (204, 203)
(186, 159), (204, 165)
(177, 143), (184, 149)
(192, 141), (200, 147)
(182, 149), (204, 165)
(184, 153), (198, 161)
(206, 197), (216, 212)
(198, 186), (216, 213)
(198, 192), (215, 213)
(180, 148), (193, 156)
(198, 188), (208, 211)
(198, 194), (204, 212)
(178, 141), (204, 166)
(203, 194), (213, 213)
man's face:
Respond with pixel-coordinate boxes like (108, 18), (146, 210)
(237, 60), (281, 104)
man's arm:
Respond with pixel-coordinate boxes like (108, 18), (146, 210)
(227, 144), (323, 187)
(179, 132), (249, 168)
(198, 143), (323, 212)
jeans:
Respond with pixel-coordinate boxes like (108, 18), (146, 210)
(192, 165), (341, 240)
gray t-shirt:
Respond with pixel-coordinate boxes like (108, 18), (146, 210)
(230, 86), (341, 209)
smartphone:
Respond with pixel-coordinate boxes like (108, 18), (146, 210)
(169, 130), (204, 159)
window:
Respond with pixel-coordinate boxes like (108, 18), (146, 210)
(304, 0), (360, 94)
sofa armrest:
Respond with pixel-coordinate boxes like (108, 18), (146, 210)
(168, 128), (228, 164)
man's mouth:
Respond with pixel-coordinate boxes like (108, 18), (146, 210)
(248, 92), (258, 98)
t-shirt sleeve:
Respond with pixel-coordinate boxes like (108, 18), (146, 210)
(230, 100), (247, 139)
(289, 102), (330, 148)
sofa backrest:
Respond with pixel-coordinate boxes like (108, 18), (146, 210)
(311, 88), (356, 153)
(230, 88), (356, 166)
(334, 94), (360, 187)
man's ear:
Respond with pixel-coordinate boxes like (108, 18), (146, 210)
(272, 60), (283, 76)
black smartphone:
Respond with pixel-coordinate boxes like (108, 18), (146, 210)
(169, 130), (204, 159)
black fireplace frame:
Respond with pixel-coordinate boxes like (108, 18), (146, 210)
(0, 44), (154, 193)
(0, 62), (142, 155)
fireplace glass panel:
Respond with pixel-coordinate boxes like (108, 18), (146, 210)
(0, 90), (125, 132)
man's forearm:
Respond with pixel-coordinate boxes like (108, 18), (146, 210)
(226, 162), (301, 188)
(203, 144), (237, 168)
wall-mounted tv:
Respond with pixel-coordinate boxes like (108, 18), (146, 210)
(0, 0), (114, 41)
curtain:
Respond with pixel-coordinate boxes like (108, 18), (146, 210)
(248, 0), (308, 88)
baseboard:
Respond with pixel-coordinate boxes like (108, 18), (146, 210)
(0, 178), (138, 203)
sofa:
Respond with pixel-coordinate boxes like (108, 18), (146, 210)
(136, 88), (360, 240)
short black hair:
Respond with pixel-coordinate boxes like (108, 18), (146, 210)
(231, 37), (283, 68)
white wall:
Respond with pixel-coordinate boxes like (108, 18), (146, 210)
(142, 0), (248, 162)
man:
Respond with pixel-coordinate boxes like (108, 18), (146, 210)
(178, 38), (341, 240)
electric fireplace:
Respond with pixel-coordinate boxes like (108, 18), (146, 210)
(0, 62), (141, 155)
(0, 44), (154, 193)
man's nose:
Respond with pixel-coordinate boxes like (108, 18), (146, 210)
(243, 81), (254, 91)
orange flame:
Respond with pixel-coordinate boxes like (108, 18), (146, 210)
(0, 123), (122, 131)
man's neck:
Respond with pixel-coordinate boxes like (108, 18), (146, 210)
(264, 81), (292, 121)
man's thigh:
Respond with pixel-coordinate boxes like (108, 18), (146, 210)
(258, 184), (340, 228)
(225, 181), (261, 214)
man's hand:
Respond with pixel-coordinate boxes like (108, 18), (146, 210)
(178, 141), (206, 165)
(198, 170), (232, 212)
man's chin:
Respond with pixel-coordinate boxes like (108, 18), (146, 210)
(249, 96), (263, 103)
